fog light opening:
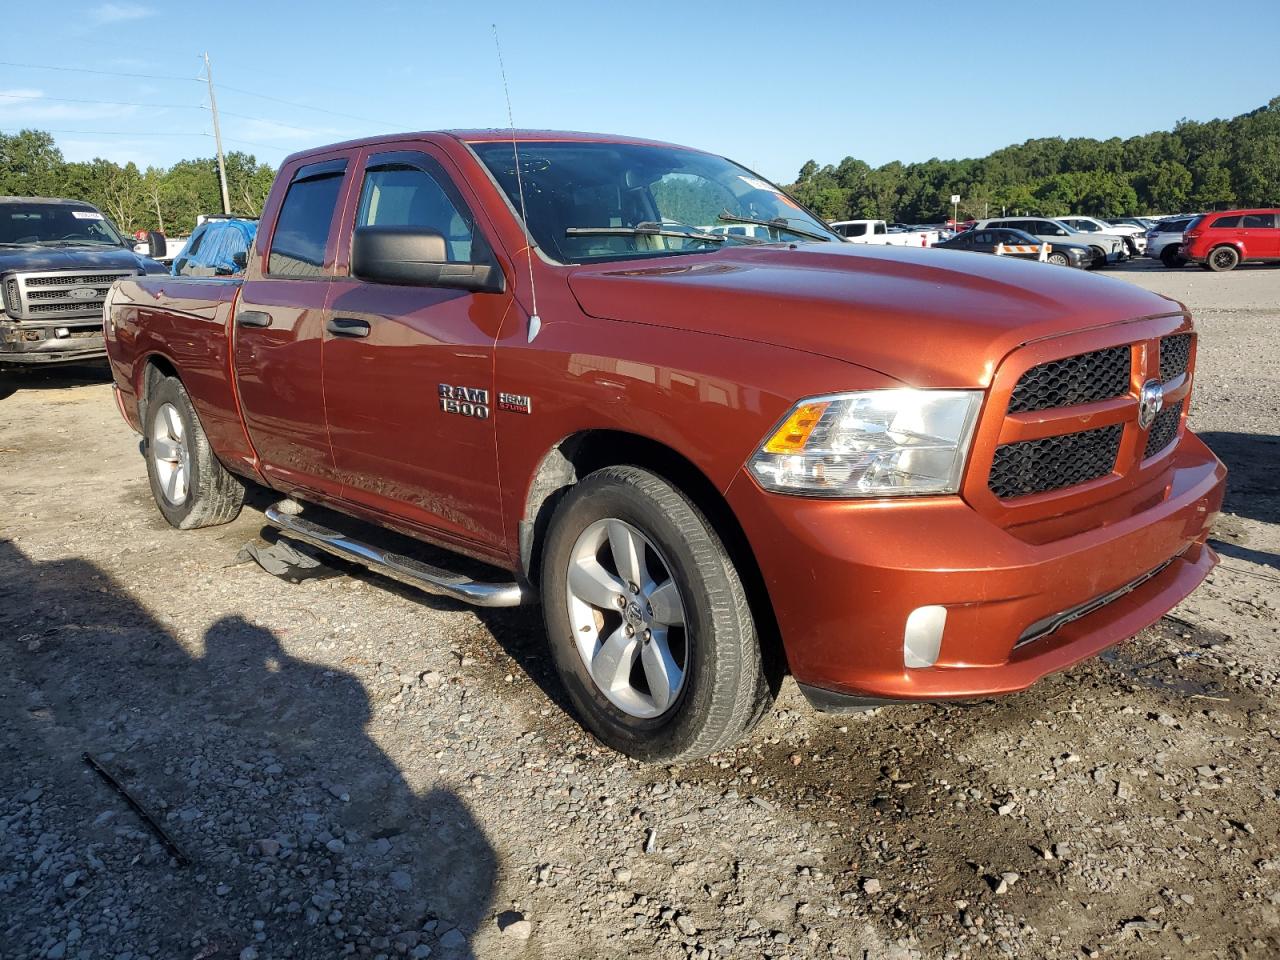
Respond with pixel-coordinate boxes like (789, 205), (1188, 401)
(54, 327), (70, 339)
(904, 605), (947, 669)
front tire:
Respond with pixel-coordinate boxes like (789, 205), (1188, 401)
(1046, 251), (1069, 266)
(1088, 246), (1107, 269)
(540, 466), (770, 761)
(1207, 245), (1240, 272)
(144, 375), (245, 529)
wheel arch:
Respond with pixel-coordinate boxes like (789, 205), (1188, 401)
(137, 351), (180, 414)
(520, 429), (788, 682)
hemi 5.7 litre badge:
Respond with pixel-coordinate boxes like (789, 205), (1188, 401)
(498, 392), (532, 415)
(439, 384), (490, 419)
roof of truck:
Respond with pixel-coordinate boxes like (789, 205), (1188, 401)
(281, 129), (698, 165)
(0, 196), (101, 205)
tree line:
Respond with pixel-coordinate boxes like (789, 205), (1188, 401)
(3, 96), (1279, 234)
(787, 96), (1280, 224)
(0, 129), (275, 236)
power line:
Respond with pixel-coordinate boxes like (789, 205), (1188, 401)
(0, 92), (202, 110)
(0, 59), (197, 82)
(213, 81), (399, 127)
(0, 127), (199, 137)
(0, 94), (334, 143)
(2, 57), (402, 129)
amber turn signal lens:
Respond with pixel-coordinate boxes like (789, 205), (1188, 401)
(762, 401), (830, 454)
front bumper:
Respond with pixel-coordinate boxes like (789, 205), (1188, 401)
(727, 432), (1226, 704)
(0, 319), (105, 364)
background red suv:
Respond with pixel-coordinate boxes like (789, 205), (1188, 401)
(1182, 208), (1280, 271)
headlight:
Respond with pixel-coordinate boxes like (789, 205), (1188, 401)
(749, 389), (983, 497)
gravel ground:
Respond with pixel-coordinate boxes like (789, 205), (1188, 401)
(1, 259), (1278, 960)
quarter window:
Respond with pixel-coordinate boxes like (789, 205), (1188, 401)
(1242, 213), (1276, 229)
(356, 165), (476, 262)
(269, 170), (345, 276)
(1210, 215), (1241, 229)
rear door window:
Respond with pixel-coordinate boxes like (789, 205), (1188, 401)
(268, 163), (346, 277)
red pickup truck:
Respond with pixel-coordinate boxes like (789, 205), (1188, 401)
(104, 130), (1226, 761)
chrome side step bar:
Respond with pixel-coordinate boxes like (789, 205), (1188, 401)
(263, 503), (528, 608)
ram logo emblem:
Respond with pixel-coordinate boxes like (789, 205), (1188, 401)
(438, 384), (490, 420)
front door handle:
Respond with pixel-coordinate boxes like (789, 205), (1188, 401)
(237, 310), (273, 328)
(327, 317), (371, 338)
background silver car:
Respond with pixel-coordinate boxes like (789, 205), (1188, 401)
(973, 217), (1127, 267)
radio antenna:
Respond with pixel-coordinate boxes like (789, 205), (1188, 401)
(492, 24), (541, 343)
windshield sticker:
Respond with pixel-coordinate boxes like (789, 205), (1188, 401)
(738, 176), (776, 193)
(71, 210), (104, 220)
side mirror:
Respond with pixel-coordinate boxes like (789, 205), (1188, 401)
(351, 225), (505, 294)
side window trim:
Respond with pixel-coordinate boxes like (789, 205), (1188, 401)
(353, 149), (492, 266)
(262, 154), (352, 279)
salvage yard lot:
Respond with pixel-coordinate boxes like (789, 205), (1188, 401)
(2, 262), (1278, 960)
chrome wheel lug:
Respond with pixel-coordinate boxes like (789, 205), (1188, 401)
(624, 624), (635, 638)
(629, 582), (639, 595)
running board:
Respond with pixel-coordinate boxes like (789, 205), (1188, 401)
(263, 503), (528, 608)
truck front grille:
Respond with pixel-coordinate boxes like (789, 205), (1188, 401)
(1158, 333), (1191, 382)
(989, 425), (1122, 499)
(1, 269), (133, 321)
(1007, 345), (1130, 412)
(1143, 400), (1183, 459)
(985, 332), (1195, 502)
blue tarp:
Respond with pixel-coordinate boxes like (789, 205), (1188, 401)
(171, 219), (257, 276)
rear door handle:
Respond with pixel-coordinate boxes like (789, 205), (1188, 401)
(327, 317), (371, 338)
(237, 310), (273, 328)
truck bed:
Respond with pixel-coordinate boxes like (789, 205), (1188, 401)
(106, 274), (249, 468)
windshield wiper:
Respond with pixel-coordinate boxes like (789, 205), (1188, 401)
(566, 221), (728, 244)
(716, 212), (832, 242)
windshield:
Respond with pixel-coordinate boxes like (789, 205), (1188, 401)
(0, 203), (126, 247)
(470, 140), (840, 264)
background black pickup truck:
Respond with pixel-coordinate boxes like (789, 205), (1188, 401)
(0, 196), (166, 368)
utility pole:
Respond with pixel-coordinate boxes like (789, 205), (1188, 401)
(203, 52), (231, 215)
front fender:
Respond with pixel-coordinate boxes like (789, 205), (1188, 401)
(493, 304), (901, 559)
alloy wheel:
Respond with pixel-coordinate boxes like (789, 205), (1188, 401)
(151, 401), (190, 505)
(565, 518), (688, 719)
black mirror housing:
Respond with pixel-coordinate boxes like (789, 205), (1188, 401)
(351, 226), (505, 294)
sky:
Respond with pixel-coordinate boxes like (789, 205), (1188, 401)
(2, 1), (1278, 183)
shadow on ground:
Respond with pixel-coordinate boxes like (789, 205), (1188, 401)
(1200, 430), (1280, 526)
(0, 361), (112, 400)
(0, 538), (495, 959)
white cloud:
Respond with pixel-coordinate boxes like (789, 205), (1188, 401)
(58, 138), (160, 168)
(232, 117), (344, 143)
(0, 89), (141, 123)
(90, 3), (154, 23)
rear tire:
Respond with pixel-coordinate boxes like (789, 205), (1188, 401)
(540, 465), (770, 762)
(1207, 245), (1240, 272)
(143, 375), (245, 529)
(1160, 244), (1184, 268)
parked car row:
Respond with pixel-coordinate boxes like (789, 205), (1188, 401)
(934, 227), (1095, 268)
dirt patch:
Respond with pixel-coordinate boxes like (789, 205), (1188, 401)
(2, 266), (1278, 959)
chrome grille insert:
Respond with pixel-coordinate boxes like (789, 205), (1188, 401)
(1, 269), (133, 321)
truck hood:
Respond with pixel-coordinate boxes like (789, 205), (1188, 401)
(0, 243), (161, 275)
(566, 242), (1182, 387)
